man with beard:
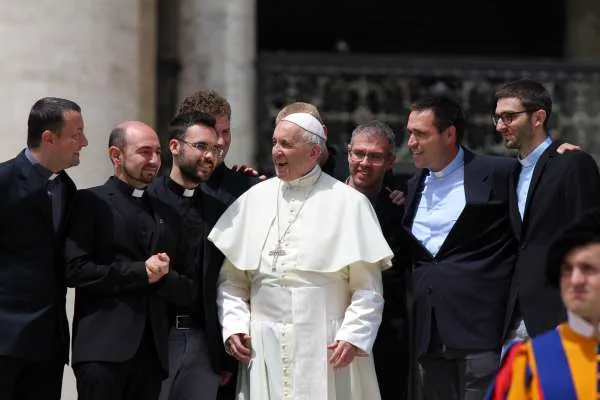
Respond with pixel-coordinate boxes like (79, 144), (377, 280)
(493, 79), (600, 343)
(65, 121), (197, 400)
(0, 97), (87, 400)
(148, 112), (226, 400)
(176, 90), (259, 220)
(175, 90), (259, 399)
(346, 120), (411, 400)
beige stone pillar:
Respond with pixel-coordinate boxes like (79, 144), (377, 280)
(0, 2), (156, 399)
(178, 0), (257, 165)
(565, 0), (600, 60)
(0, 0), (156, 189)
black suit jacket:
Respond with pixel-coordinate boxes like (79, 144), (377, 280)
(369, 183), (413, 397)
(0, 150), (75, 363)
(372, 180), (411, 337)
(200, 163), (259, 221)
(64, 177), (196, 374)
(403, 148), (517, 356)
(506, 140), (600, 337)
(201, 164), (258, 373)
(148, 176), (234, 374)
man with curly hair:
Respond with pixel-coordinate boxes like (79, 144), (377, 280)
(174, 90), (259, 399)
(176, 90), (259, 214)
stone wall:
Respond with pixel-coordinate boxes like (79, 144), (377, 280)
(0, 0), (155, 189)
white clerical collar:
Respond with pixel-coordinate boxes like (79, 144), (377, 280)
(48, 173), (59, 181)
(132, 188), (144, 198)
(429, 147), (464, 179)
(166, 177), (196, 198)
(282, 164), (322, 189)
(567, 310), (600, 338)
(518, 137), (552, 167)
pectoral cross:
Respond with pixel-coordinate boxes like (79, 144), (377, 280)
(268, 242), (287, 272)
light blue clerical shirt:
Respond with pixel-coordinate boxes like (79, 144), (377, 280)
(412, 147), (466, 257)
(516, 137), (552, 220)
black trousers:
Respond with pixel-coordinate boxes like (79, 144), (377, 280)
(216, 371), (237, 400)
(74, 329), (164, 400)
(373, 317), (409, 400)
(417, 325), (499, 400)
(0, 355), (64, 400)
(159, 328), (220, 400)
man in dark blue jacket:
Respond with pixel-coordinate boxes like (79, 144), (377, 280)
(0, 97), (87, 400)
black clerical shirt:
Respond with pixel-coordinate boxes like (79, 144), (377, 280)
(149, 176), (206, 327)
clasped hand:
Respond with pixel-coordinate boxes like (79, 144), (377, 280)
(145, 252), (170, 283)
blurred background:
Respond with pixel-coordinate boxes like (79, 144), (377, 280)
(2, 0), (600, 188)
(0, 0), (599, 397)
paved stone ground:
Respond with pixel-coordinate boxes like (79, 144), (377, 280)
(61, 289), (77, 400)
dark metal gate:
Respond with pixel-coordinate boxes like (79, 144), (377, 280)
(256, 52), (600, 174)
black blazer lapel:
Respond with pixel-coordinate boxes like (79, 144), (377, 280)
(401, 169), (435, 260)
(521, 141), (558, 230)
(14, 153), (53, 232)
(507, 163), (522, 239)
(436, 149), (490, 256)
(56, 171), (77, 238)
(462, 149), (491, 205)
(402, 169), (427, 229)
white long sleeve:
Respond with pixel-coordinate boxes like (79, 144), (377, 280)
(217, 259), (252, 343)
(334, 261), (384, 353)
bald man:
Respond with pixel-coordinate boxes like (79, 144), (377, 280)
(65, 121), (197, 400)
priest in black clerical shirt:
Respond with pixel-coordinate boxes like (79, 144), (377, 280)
(148, 112), (233, 400)
(65, 121), (196, 400)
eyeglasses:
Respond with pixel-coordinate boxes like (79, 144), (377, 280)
(492, 110), (529, 126)
(348, 149), (388, 166)
(178, 139), (224, 158)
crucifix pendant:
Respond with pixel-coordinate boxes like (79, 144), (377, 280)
(268, 243), (287, 272)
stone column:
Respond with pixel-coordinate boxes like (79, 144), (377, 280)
(565, 0), (600, 60)
(0, 2), (156, 400)
(178, 0), (257, 165)
(563, 0), (600, 158)
(0, 0), (156, 189)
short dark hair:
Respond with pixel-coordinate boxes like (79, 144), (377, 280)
(410, 95), (465, 145)
(168, 112), (216, 141)
(546, 208), (600, 287)
(27, 97), (81, 148)
(493, 79), (552, 129)
(350, 120), (396, 153)
(176, 89), (231, 120)
(108, 127), (127, 149)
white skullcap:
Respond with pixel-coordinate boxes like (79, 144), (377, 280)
(281, 113), (326, 141)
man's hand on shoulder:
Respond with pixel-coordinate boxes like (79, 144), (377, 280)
(232, 164), (267, 180)
(557, 142), (582, 154)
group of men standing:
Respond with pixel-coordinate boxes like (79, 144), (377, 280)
(1, 78), (599, 400)
(0, 91), (259, 400)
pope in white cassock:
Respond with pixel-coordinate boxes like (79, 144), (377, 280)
(208, 112), (394, 400)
